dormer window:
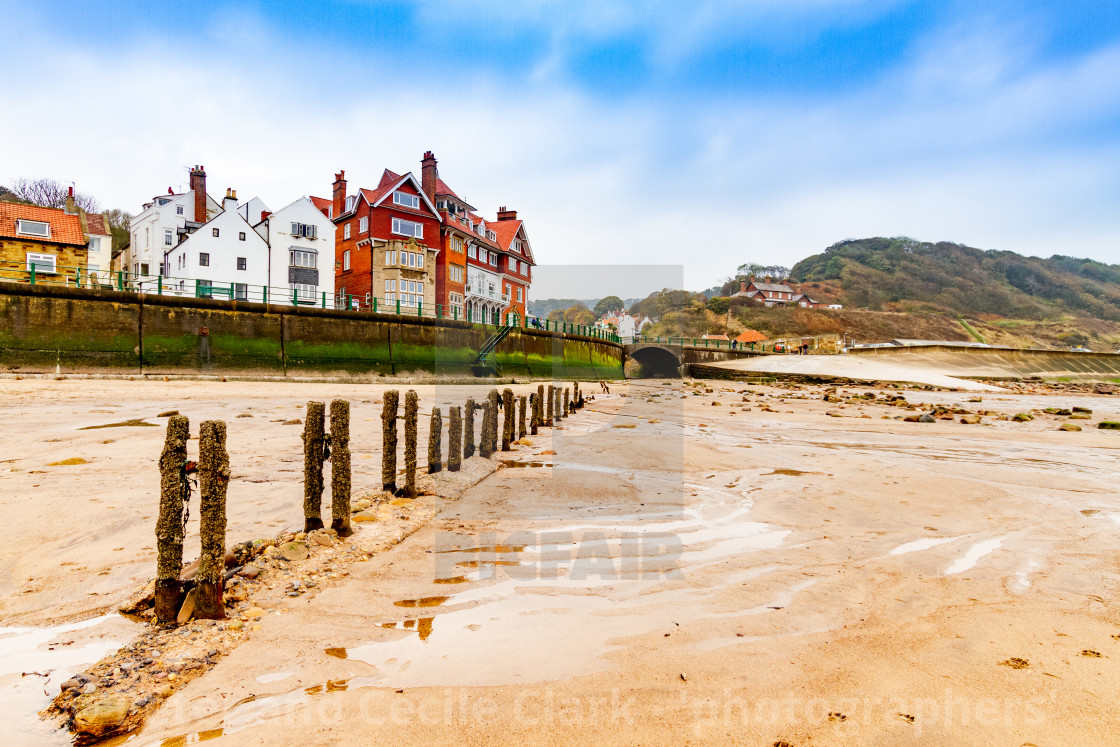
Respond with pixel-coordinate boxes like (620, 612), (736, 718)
(393, 191), (420, 209)
(345, 195), (357, 212)
(15, 219), (50, 238)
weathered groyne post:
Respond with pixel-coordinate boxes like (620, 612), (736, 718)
(330, 400), (352, 536)
(464, 398), (477, 459)
(381, 390), (399, 493)
(518, 395), (527, 440)
(501, 388), (514, 451)
(156, 415), (190, 624)
(429, 407), (443, 474)
(404, 390), (418, 497)
(529, 393), (539, 436)
(563, 388), (570, 418)
(448, 406), (462, 472)
(487, 389), (500, 454)
(546, 385), (554, 425)
(302, 401), (327, 532)
(479, 399), (495, 459)
(555, 387), (563, 424)
(195, 420), (229, 620)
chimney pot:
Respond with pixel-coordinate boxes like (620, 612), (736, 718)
(421, 151), (438, 203)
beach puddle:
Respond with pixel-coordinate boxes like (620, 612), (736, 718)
(78, 419), (158, 430)
(160, 728), (225, 745)
(498, 461), (554, 469)
(380, 618), (435, 640)
(889, 536), (962, 555)
(324, 647), (348, 659)
(394, 596), (448, 608)
(945, 537), (1005, 574)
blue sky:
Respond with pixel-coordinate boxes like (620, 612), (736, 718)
(4, 0), (1120, 295)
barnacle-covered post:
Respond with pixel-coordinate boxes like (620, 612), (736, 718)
(381, 390), (399, 493)
(464, 398), (476, 459)
(448, 406), (463, 472)
(303, 401), (326, 532)
(546, 385), (554, 426)
(555, 387), (563, 424)
(479, 399), (495, 459)
(330, 399), (352, 536)
(529, 393), (539, 436)
(563, 388), (570, 418)
(156, 415), (190, 624)
(518, 395), (527, 440)
(501, 388), (514, 451)
(195, 420), (229, 620)
(404, 390), (418, 497)
(428, 407), (443, 474)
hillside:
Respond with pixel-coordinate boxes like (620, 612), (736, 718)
(791, 237), (1120, 321)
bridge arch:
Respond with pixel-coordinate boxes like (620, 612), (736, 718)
(626, 344), (683, 378)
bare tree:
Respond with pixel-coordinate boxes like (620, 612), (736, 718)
(8, 177), (100, 212)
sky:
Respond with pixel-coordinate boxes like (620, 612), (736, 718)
(3, 0), (1120, 296)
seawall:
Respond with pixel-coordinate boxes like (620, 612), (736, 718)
(0, 284), (623, 379)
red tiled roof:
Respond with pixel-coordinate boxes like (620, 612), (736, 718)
(85, 212), (109, 237)
(444, 212), (500, 250)
(435, 177), (460, 200)
(0, 202), (86, 246)
(735, 329), (769, 343)
(309, 196), (332, 216)
(702, 333), (730, 340)
(489, 218), (534, 264)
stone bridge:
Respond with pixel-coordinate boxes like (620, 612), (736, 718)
(625, 342), (768, 377)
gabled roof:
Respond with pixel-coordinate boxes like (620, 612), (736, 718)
(358, 170), (441, 219)
(489, 218), (535, 264)
(309, 196), (332, 217)
(86, 212), (110, 237)
(0, 202), (86, 246)
(751, 281), (794, 293)
(444, 211), (501, 250)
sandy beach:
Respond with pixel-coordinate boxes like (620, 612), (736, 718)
(4, 377), (1120, 745)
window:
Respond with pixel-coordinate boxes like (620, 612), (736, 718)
(345, 195), (356, 212)
(290, 222), (318, 239)
(239, 231), (246, 241)
(467, 245), (477, 259)
(342, 249), (350, 271)
(385, 249), (396, 265)
(391, 217), (423, 239)
(393, 191), (420, 209)
(489, 252), (497, 267)
(479, 249), (487, 264)
(88, 264), (100, 273)
(164, 229), (173, 246)
(359, 216), (368, 233)
(517, 287), (523, 302)
(212, 228), (219, 237)
(451, 236), (463, 252)
(199, 253), (210, 267)
(176, 205), (184, 215)
(237, 257), (247, 271)
(157, 198), (169, 206)
(291, 283), (317, 301)
(450, 265), (463, 283)
(384, 278), (394, 292)
(140, 263), (150, 275)
(16, 219), (50, 238)
(512, 239), (521, 254)
(233, 283), (248, 301)
(290, 250), (316, 268)
(407, 252), (415, 268)
(89, 237), (100, 252)
(25, 252), (56, 273)
(344, 223), (351, 240)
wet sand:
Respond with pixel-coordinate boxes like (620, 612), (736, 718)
(4, 378), (1120, 744)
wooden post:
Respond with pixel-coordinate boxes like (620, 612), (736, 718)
(381, 390), (399, 493)
(501, 388), (514, 451)
(155, 415), (189, 624)
(330, 399), (352, 536)
(546, 385), (554, 426)
(479, 400), (494, 459)
(464, 398), (476, 459)
(529, 393), (538, 436)
(564, 388), (570, 417)
(518, 395), (527, 440)
(487, 389), (500, 455)
(302, 401), (326, 532)
(555, 387), (563, 424)
(448, 406), (462, 472)
(404, 390), (418, 497)
(195, 420), (228, 620)
(428, 407), (442, 474)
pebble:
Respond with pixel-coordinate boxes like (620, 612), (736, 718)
(279, 542), (309, 561)
(72, 695), (130, 738)
(243, 606), (266, 618)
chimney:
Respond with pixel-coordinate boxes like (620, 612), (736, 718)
(496, 206), (517, 221)
(261, 210), (271, 222)
(190, 165), (207, 223)
(332, 170), (347, 218)
(764, 275), (772, 284)
(223, 187), (238, 212)
(64, 186), (76, 214)
(420, 151), (438, 203)
(739, 279), (747, 294)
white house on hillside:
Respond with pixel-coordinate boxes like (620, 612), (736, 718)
(128, 165), (220, 282)
(163, 190), (270, 300)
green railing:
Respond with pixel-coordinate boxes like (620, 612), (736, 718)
(0, 260), (622, 343)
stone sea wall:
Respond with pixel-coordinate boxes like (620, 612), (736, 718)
(0, 284), (623, 379)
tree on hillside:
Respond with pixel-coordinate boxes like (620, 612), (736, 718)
(7, 177), (100, 213)
(593, 295), (625, 317)
(102, 208), (132, 253)
(630, 289), (698, 321)
(735, 262), (789, 280)
(547, 303), (595, 327)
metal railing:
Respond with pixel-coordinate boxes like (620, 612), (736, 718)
(0, 260), (622, 343)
